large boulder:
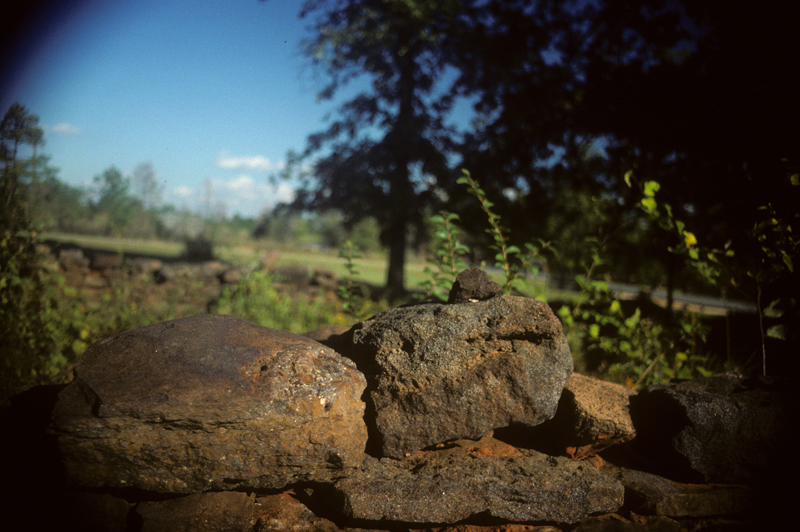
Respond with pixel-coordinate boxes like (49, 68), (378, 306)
(50, 314), (368, 493)
(342, 295), (573, 458)
(325, 436), (624, 524)
(630, 372), (797, 485)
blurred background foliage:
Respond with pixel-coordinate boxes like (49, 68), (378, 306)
(2, 0), (798, 393)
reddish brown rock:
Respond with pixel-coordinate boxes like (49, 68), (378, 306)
(252, 491), (340, 532)
(571, 513), (683, 532)
(327, 436), (623, 524)
(50, 314), (367, 493)
(527, 373), (636, 459)
(430, 526), (562, 532)
(136, 491), (254, 532)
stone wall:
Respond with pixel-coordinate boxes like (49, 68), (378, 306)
(3, 269), (795, 530)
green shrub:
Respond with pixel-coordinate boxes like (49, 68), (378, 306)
(212, 270), (352, 333)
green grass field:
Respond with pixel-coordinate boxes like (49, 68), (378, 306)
(40, 232), (566, 300)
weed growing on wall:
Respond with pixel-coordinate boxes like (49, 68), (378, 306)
(445, 169), (713, 388)
(337, 240), (369, 321)
(418, 211), (469, 301)
(458, 170), (553, 295)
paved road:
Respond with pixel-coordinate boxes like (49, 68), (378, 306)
(606, 281), (757, 314)
(484, 266), (756, 314)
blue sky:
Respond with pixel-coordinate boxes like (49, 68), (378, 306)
(1, 0), (364, 218)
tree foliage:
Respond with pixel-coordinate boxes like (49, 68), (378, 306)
(278, 0), (462, 299)
(91, 166), (140, 236)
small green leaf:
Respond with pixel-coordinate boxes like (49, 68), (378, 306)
(624, 170), (634, 187)
(767, 324), (787, 340)
(763, 298), (785, 318)
(641, 197), (657, 213)
(781, 252), (794, 273)
(643, 180), (660, 197)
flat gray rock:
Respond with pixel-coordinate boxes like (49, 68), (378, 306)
(344, 295), (573, 458)
(50, 314), (368, 493)
(328, 437), (624, 524)
(606, 466), (755, 518)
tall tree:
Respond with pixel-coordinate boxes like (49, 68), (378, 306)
(133, 162), (162, 212)
(278, 0), (460, 300)
(92, 166), (138, 236)
(1, 102), (45, 233)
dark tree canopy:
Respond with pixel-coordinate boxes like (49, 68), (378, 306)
(276, 0), (798, 299)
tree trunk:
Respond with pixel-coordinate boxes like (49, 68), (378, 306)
(383, 34), (418, 302)
(385, 215), (407, 302)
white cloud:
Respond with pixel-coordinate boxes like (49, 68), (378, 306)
(216, 150), (282, 171)
(225, 174), (256, 191)
(49, 123), (81, 135)
(202, 175), (295, 218)
(174, 185), (194, 198)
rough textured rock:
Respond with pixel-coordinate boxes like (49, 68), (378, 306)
(345, 295), (573, 458)
(570, 513), (683, 532)
(59, 493), (130, 532)
(136, 491), (254, 532)
(447, 268), (503, 303)
(327, 436), (624, 524)
(304, 324), (353, 345)
(50, 314), (367, 493)
(605, 466), (755, 518)
(528, 373), (636, 459)
(430, 526), (562, 532)
(252, 491), (340, 532)
(630, 372), (796, 485)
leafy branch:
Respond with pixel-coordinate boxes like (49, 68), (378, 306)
(457, 169), (553, 294)
(419, 211), (469, 301)
(628, 169), (799, 376)
(338, 240), (367, 321)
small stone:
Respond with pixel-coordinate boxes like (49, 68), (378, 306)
(252, 491), (340, 532)
(447, 268), (503, 303)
